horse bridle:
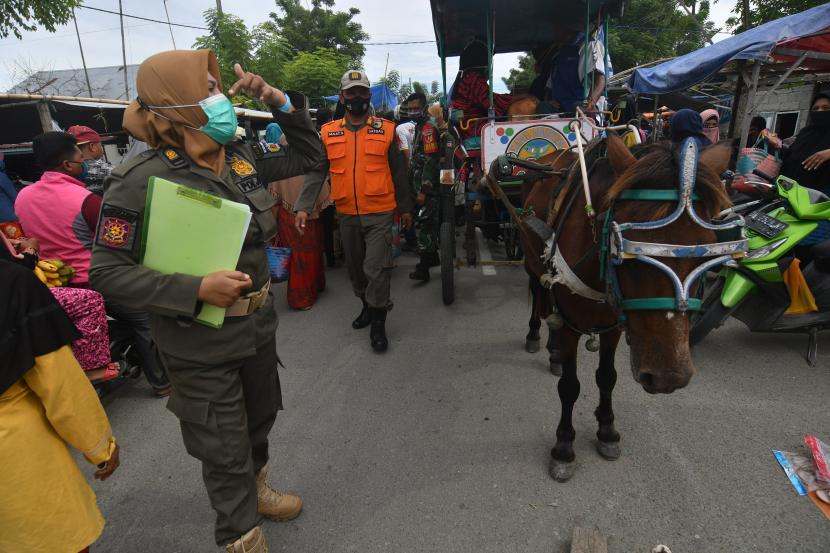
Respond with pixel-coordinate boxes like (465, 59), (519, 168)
(600, 138), (748, 317)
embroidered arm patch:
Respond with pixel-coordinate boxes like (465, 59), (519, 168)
(421, 125), (438, 154)
(96, 204), (139, 252)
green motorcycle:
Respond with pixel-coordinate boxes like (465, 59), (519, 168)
(690, 171), (830, 365)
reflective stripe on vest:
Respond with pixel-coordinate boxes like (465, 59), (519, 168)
(321, 117), (396, 215)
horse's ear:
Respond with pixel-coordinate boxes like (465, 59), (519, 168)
(606, 132), (636, 178)
(699, 142), (731, 176)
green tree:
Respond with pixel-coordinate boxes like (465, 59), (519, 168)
(193, 9), (254, 93)
(378, 69), (401, 95)
(250, 21), (293, 88)
(398, 82), (413, 103)
(726, 0), (823, 32)
(608, 0), (716, 71)
(1, 0), (81, 39)
(413, 81), (426, 95)
(269, 0), (369, 67)
(283, 48), (351, 108)
(429, 80), (440, 100)
(502, 53), (536, 91)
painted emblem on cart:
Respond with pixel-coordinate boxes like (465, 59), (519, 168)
(502, 125), (572, 161)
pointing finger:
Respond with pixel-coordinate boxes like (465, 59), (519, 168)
(234, 63), (245, 79)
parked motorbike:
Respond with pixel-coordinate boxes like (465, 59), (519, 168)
(691, 170), (830, 366)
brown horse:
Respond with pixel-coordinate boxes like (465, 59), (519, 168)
(519, 134), (732, 481)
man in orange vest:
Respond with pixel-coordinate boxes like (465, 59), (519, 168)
(296, 70), (413, 352)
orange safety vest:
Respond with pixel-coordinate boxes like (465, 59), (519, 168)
(321, 116), (397, 215)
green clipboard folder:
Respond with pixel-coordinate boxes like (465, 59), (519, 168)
(140, 176), (251, 328)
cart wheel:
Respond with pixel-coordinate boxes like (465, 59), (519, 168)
(440, 221), (455, 305)
(504, 222), (523, 261)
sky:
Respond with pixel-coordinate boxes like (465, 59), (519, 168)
(0, 0), (739, 95)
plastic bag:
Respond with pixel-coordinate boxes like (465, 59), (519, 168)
(391, 211), (402, 258)
(265, 245), (291, 283)
(805, 435), (830, 483)
(774, 450), (830, 495)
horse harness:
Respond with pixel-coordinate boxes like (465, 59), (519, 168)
(501, 137), (749, 338)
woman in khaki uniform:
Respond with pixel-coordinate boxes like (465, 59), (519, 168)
(0, 260), (119, 553)
(89, 50), (320, 552)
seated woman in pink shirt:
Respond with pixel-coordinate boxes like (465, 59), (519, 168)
(15, 132), (170, 396)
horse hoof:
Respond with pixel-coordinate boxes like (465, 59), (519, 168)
(549, 458), (576, 482)
(525, 339), (541, 353)
(596, 440), (621, 461)
(549, 360), (562, 377)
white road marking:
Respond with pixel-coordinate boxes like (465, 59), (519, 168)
(476, 227), (497, 276)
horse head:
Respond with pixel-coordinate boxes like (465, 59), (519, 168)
(604, 134), (732, 394)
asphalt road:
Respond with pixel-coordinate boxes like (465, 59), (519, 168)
(89, 238), (829, 553)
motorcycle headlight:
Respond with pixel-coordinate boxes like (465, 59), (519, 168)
(744, 237), (788, 260)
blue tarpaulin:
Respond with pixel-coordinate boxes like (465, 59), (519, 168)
(629, 4), (830, 94)
(324, 83), (398, 111)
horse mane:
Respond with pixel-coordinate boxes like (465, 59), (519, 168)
(602, 141), (730, 220)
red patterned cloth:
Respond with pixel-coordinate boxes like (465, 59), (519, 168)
(275, 206), (325, 310)
(49, 287), (110, 371)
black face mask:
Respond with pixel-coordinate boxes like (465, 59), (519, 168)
(809, 110), (830, 128)
(344, 98), (370, 116)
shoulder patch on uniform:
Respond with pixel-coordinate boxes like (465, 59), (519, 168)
(268, 142), (281, 153)
(367, 128), (385, 135)
(157, 148), (188, 169)
(327, 130), (345, 137)
(96, 204), (138, 252)
(229, 155), (255, 177)
(421, 124), (438, 154)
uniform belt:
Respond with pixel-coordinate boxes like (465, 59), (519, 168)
(226, 280), (271, 317)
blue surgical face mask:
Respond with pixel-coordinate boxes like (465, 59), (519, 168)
(141, 94), (239, 145)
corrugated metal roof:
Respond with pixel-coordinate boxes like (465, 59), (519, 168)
(7, 65), (139, 100)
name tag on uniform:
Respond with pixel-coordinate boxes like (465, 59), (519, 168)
(368, 128), (385, 135)
(236, 176), (263, 194)
(327, 130), (345, 137)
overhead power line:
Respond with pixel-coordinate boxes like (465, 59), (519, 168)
(77, 5), (209, 30)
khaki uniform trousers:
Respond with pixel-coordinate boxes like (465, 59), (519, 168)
(163, 336), (282, 545)
(339, 211), (394, 309)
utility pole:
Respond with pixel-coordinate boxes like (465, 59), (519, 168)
(216, 0), (223, 14)
(382, 53), (389, 111)
(71, 8), (94, 98)
(118, 0), (130, 100)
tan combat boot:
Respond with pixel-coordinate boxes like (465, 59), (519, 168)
(256, 464), (303, 521)
(224, 526), (267, 553)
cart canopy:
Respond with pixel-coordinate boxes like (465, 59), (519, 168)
(628, 3), (830, 95)
(430, 0), (622, 57)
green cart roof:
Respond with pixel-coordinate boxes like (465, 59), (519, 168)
(431, 0), (623, 57)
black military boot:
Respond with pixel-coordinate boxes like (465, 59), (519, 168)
(409, 258), (430, 281)
(352, 298), (371, 329)
(369, 308), (388, 352)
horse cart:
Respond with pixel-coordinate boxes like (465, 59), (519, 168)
(429, 0), (624, 304)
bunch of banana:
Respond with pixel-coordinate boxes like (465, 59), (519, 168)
(33, 259), (75, 288)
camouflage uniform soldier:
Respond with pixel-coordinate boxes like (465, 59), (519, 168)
(406, 93), (441, 282)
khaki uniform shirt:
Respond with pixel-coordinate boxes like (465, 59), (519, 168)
(89, 94), (320, 367)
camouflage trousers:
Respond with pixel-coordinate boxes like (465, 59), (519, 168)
(416, 192), (439, 256)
